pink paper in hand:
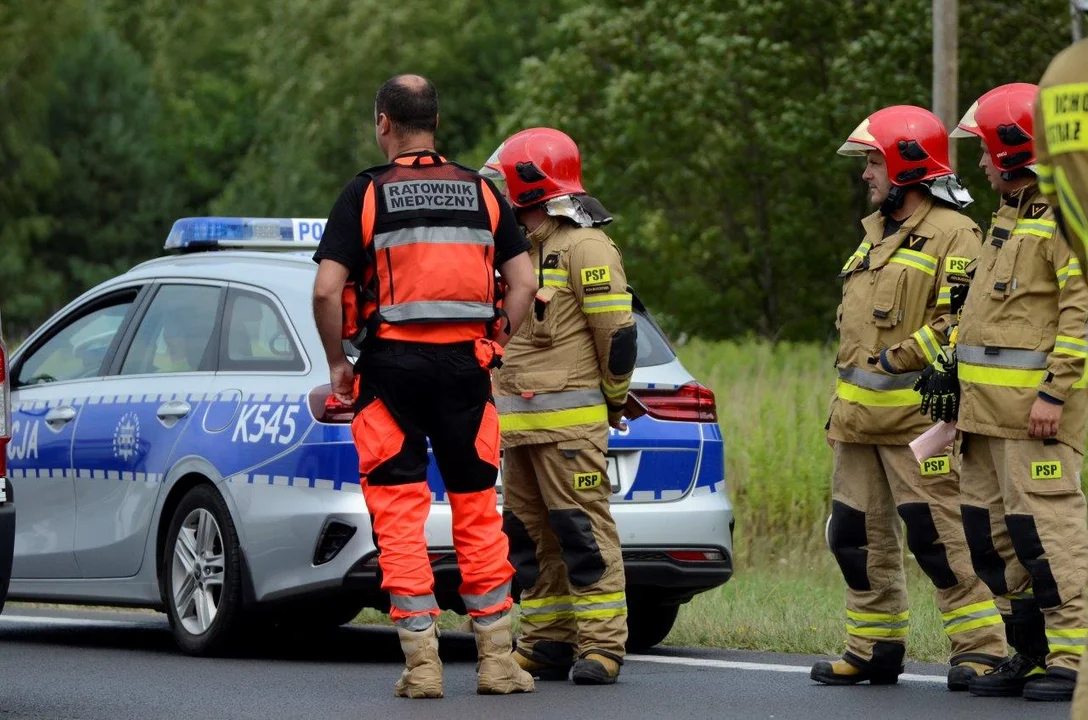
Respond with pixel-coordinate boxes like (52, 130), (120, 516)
(909, 421), (958, 463)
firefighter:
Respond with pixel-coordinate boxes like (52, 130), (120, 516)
(1035, 35), (1088, 275)
(811, 105), (1008, 689)
(311, 74), (538, 698)
(940, 82), (1088, 703)
(480, 127), (637, 685)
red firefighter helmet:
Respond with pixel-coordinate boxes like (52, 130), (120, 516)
(481, 127), (586, 208)
(837, 105), (954, 186)
(950, 83), (1037, 172)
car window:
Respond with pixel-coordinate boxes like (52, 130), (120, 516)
(220, 290), (304, 372)
(121, 284), (222, 375)
(634, 311), (676, 367)
(16, 298), (135, 386)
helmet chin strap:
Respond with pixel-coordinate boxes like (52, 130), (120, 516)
(879, 185), (908, 216)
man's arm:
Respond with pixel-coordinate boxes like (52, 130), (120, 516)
(495, 253), (535, 346)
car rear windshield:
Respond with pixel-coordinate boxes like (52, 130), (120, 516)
(342, 308), (676, 367)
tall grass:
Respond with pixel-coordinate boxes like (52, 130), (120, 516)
(676, 339), (837, 561)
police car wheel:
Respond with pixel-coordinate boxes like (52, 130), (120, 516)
(162, 484), (243, 656)
(625, 600), (680, 652)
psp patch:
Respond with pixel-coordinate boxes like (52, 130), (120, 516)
(1031, 461), (1062, 480)
(580, 265), (612, 295)
(573, 471), (603, 491)
(921, 455), (950, 477)
(945, 256), (972, 275)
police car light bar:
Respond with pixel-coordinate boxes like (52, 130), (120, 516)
(164, 217), (327, 252)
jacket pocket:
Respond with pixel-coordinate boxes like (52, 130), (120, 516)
(987, 237), (1024, 301)
(872, 265), (906, 329)
(508, 369), (570, 395)
(980, 322), (1043, 351)
(530, 285), (559, 348)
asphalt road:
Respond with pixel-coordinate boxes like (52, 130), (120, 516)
(0, 607), (1074, 720)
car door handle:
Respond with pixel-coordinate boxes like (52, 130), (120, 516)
(44, 406), (77, 428)
(157, 401), (191, 421)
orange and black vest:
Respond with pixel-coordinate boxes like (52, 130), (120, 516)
(342, 152), (504, 345)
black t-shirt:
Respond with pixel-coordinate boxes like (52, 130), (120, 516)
(312, 168), (530, 276)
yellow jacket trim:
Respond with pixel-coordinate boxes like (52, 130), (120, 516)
(1056, 168), (1088, 251)
(1037, 163), (1056, 196)
(582, 293), (632, 314)
(912, 325), (942, 364)
(498, 404), (608, 432)
(959, 362), (1046, 388)
(542, 268), (569, 288)
(1055, 335), (1088, 359)
(1014, 218), (1057, 239)
(888, 248), (938, 276)
(937, 286), (952, 307)
(835, 379), (921, 407)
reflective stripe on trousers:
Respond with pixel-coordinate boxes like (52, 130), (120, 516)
(941, 599), (1002, 636)
(520, 592), (628, 623)
(1047, 628), (1088, 656)
(845, 609), (909, 639)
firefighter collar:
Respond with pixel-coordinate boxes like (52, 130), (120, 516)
(527, 215), (563, 247)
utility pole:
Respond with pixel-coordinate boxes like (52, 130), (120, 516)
(933, 0), (959, 170)
(1074, 0), (1084, 42)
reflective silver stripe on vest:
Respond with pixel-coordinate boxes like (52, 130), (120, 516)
(495, 388), (606, 414)
(373, 226), (494, 251)
(956, 345), (1049, 369)
(837, 367), (922, 391)
(381, 301), (496, 323)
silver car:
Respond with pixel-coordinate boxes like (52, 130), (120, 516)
(5, 217), (734, 655)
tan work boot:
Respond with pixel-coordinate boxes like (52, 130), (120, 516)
(473, 614), (535, 695)
(572, 651), (623, 685)
(394, 622), (444, 699)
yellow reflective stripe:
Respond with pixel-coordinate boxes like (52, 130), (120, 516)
(573, 607), (628, 620)
(521, 595), (573, 609)
(583, 293), (632, 314)
(947, 615), (1004, 634)
(936, 286), (952, 307)
(1047, 628), (1088, 639)
(1014, 218), (1057, 238)
(1055, 335), (1088, 358)
(846, 609), (909, 623)
(1048, 644), (1086, 655)
(1037, 162), (1056, 196)
(1057, 259), (1083, 290)
(499, 405), (607, 432)
(941, 600), (998, 621)
(912, 326), (942, 364)
(542, 269), (569, 288)
(523, 609), (575, 622)
(1056, 168), (1088, 267)
(889, 249), (938, 276)
(602, 380), (629, 402)
(835, 379), (920, 407)
(842, 241), (873, 272)
(941, 600), (1001, 635)
(958, 362), (1045, 388)
(573, 592), (626, 605)
(847, 626), (909, 638)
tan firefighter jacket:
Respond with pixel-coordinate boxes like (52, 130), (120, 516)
(956, 183), (1088, 452)
(1034, 38), (1088, 273)
(828, 195), (983, 445)
(494, 216), (637, 451)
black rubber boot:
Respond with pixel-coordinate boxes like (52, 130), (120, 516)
(513, 641), (575, 681)
(1023, 667), (1078, 702)
(946, 654), (1004, 692)
(811, 644), (904, 686)
(571, 650), (623, 685)
(968, 654), (1046, 697)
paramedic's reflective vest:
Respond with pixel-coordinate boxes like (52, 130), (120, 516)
(342, 151), (504, 346)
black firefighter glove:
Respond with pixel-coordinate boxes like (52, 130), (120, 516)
(914, 351), (960, 422)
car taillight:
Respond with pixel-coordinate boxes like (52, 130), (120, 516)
(629, 382), (717, 423)
(665, 549), (726, 563)
(307, 385), (355, 424)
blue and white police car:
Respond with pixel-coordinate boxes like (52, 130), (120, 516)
(4, 217), (734, 655)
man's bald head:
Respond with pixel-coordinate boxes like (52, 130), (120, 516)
(374, 74), (439, 136)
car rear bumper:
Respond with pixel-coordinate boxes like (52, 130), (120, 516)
(0, 478), (15, 611)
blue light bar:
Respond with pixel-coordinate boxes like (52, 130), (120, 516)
(164, 217), (328, 252)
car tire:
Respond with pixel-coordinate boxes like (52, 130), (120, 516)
(162, 484), (244, 656)
(625, 600), (680, 652)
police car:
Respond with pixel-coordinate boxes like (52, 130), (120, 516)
(4, 217), (734, 655)
(0, 308), (14, 613)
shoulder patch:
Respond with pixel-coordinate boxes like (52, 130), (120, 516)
(580, 265), (612, 286)
(945, 256), (972, 275)
(907, 234), (927, 251)
(1026, 203), (1049, 220)
(542, 252), (561, 269)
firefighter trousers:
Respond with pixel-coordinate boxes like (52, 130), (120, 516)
(958, 433), (1088, 672)
(352, 340), (515, 631)
(829, 442), (1007, 672)
(502, 438), (628, 661)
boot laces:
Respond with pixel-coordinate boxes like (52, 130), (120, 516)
(986, 653), (1041, 678)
